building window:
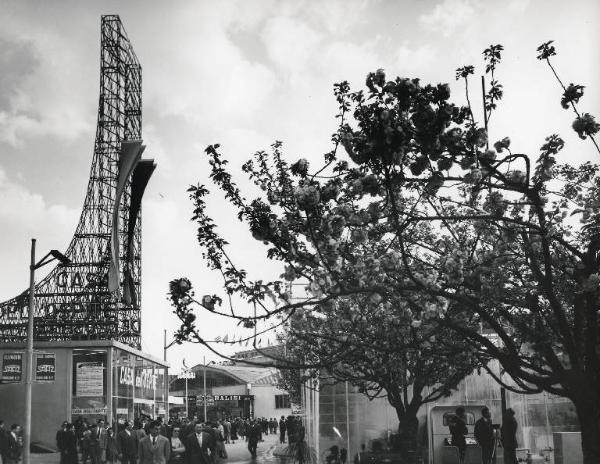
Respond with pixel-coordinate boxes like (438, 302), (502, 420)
(275, 394), (290, 409)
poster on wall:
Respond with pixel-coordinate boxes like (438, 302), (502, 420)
(71, 395), (107, 415)
(76, 361), (104, 396)
(35, 353), (56, 382)
(2, 352), (23, 382)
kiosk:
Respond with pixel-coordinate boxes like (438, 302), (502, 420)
(0, 340), (168, 449)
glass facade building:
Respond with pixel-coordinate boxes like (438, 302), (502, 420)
(0, 340), (168, 448)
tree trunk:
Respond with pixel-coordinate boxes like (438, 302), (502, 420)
(572, 397), (600, 464)
(395, 408), (419, 464)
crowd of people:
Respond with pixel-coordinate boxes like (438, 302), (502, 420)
(7, 414), (303, 464)
(53, 415), (257, 463)
(0, 413), (310, 464)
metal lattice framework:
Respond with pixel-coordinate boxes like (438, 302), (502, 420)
(0, 15), (151, 349)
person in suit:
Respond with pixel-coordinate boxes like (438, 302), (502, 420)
(449, 407), (468, 462)
(56, 421), (69, 464)
(63, 423), (78, 464)
(185, 423), (215, 464)
(474, 407), (495, 464)
(138, 421), (171, 464)
(501, 408), (518, 464)
(96, 419), (108, 464)
(247, 420), (262, 458)
(278, 416), (286, 444)
(0, 420), (8, 464)
(117, 421), (139, 464)
(4, 424), (22, 464)
(104, 428), (119, 464)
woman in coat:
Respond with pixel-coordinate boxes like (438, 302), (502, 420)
(105, 428), (119, 464)
(63, 424), (78, 464)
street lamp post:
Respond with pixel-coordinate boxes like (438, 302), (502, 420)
(202, 356), (216, 422)
(203, 356), (206, 422)
(177, 366), (195, 418)
(24, 239), (70, 464)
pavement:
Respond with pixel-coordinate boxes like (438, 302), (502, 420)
(31, 432), (288, 464)
(220, 432), (285, 464)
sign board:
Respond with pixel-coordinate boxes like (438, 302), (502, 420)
(187, 395), (197, 409)
(2, 352), (23, 382)
(291, 404), (303, 415)
(76, 361), (104, 396)
(35, 353), (56, 382)
(116, 408), (129, 415)
(71, 407), (107, 415)
(213, 394), (253, 401)
(197, 395), (215, 406)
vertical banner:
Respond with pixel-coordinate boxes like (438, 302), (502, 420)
(2, 352), (23, 382)
(35, 353), (56, 382)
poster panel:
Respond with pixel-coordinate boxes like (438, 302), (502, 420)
(35, 352), (56, 382)
(76, 361), (104, 396)
(71, 395), (107, 415)
(2, 352), (23, 382)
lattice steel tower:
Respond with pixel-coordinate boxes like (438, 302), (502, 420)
(0, 15), (155, 349)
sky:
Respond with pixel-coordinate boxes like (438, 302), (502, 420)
(0, 0), (598, 372)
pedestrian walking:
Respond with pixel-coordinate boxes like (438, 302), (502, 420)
(104, 428), (119, 464)
(223, 419), (231, 444)
(4, 424), (22, 464)
(340, 448), (348, 464)
(474, 407), (494, 464)
(247, 420), (262, 458)
(214, 423), (227, 459)
(501, 408), (518, 464)
(138, 421), (171, 464)
(80, 426), (92, 464)
(279, 416), (287, 444)
(63, 423), (78, 464)
(168, 427), (186, 463)
(0, 420), (8, 464)
(185, 423), (215, 464)
(117, 421), (139, 464)
(56, 421), (68, 464)
(95, 419), (108, 464)
(230, 420), (238, 444)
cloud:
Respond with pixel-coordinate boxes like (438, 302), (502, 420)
(261, 16), (323, 75)
(0, 165), (79, 300)
(143, 3), (277, 129)
(0, 166), (78, 231)
(419, 0), (478, 37)
(0, 16), (96, 146)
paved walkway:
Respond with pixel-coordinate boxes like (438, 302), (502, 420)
(30, 432), (286, 464)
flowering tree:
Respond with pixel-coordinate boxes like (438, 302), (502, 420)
(170, 41), (600, 462)
(278, 297), (479, 462)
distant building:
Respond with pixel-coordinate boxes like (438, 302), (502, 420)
(169, 361), (292, 420)
(230, 344), (285, 365)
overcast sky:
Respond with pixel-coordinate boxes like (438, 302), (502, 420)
(0, 0), (598, 371)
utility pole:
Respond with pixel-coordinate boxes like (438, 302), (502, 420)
(23, 239), (36, 464)
(203, 355), (207, 422)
